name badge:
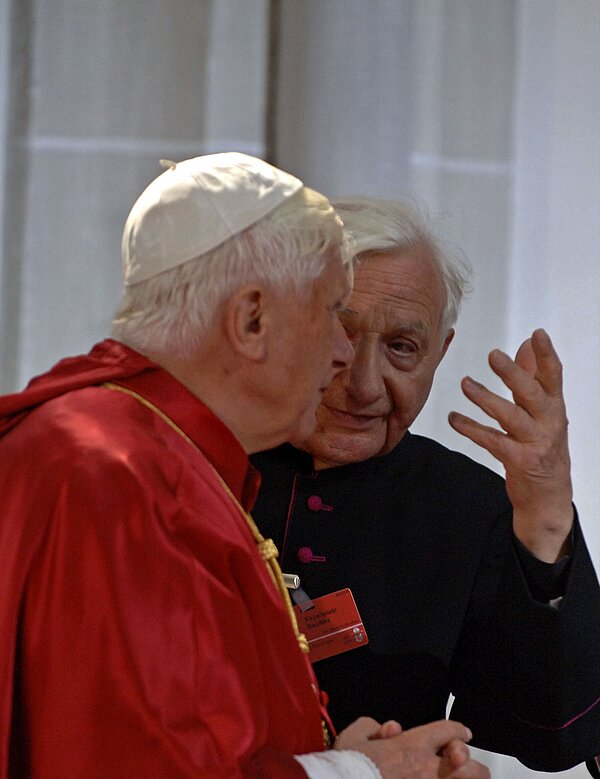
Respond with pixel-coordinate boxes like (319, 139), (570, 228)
(294, 588), (368, 663)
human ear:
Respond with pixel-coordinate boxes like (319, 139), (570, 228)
(439, 329), (455, 363)
(224, 284), (268, 361)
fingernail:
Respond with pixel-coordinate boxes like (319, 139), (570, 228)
(466, 727), (473, 741)
(490, 349), (511, 368)
(462, 376), (482, 391)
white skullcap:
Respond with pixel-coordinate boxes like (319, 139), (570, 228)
(122, 152), (304, 285)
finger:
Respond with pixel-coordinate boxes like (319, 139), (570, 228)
(369, 720), (403, 740)
(487, 351), (549, 417)
(418, 719), (472, 751)
(492, 330), (564, 404)
(334, 716), (381, 748)
(441, 738), (470, 768)
(459, 376), (536, 438)
(530, 328), (564, 396)
(448, 410), (499, 442)
(449, 759), (491, 779)
(514, 337), (536, 376)
(448, 410), (525, 466)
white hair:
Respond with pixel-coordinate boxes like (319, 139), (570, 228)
(111, 187), (352, 359)
(332, 197), (471, 333)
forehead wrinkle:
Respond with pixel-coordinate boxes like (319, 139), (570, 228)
(339, 304), (429, 341)
(348, 255), (445, 338)
(354, 267), (440, 309)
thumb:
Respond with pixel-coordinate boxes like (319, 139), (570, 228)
(334, 717), (382, 749)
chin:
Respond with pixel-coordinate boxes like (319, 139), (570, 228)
(307, 437), (381, 467)
(291, 415), (320, 446)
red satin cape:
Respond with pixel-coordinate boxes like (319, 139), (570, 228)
(0, 340), (323, 778)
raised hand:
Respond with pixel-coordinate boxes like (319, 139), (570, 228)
(448, 328), (573, 561)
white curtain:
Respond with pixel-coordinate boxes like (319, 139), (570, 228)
(0, 1), (598, 776)
(0, 0), (270, 392)
(274, 5), (599, 773)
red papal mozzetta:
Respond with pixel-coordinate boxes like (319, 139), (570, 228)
(0, 339), (326, 779)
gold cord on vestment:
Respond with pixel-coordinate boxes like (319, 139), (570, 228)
(102, 382), (310, 655)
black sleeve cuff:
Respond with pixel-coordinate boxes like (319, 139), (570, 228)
(513, 529), (574, 603)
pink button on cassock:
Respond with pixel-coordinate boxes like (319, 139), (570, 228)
(297, 546), (327, 563)
(307, 495), (333, 512)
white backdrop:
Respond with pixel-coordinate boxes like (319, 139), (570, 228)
(274, 5), (599, 773)
(0, 1), (598, 776)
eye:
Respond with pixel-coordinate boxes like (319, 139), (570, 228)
(389, 339), (417, 355)
(387, 339), (422, 370)
(335, 308), (351, 325)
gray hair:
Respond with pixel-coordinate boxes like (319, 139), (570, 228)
(332, 197), (471, 333)
(111, 187), (352, 359)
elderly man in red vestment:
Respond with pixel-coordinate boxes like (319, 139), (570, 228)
(0, 153), (489, 779)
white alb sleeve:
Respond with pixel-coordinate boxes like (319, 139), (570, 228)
(294, 749), (382, 778)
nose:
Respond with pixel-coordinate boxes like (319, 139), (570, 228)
(332, 316), (354, 371)
(345, 338), (386, 405)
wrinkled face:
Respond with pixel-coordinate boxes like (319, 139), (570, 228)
(267, 256), (353, 446)
(300, 246), (454, 468)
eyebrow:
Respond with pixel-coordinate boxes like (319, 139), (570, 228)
(338, 307), (428, 336)
(394, 321), (428, 336)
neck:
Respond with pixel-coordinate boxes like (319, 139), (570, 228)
(146, 349), (280, 455)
